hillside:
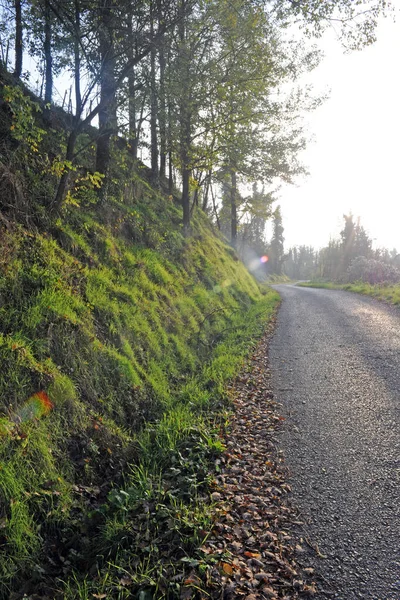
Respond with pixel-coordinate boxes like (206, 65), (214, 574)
(0, 79), (279, 599)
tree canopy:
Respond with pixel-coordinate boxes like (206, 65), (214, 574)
(0, 0), (391, 237)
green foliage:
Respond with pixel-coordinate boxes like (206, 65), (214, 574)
(3, 84), (46, 153)
(307, 214), (400, 283)
(0, 167), (279, 597)
(284, 246), (318, 281)
(346, 256), (400, 285)
(65, 171), (105, 208)
(268, 207), (285, 275)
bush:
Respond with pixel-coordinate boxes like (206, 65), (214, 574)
(346, 256), (400, 285)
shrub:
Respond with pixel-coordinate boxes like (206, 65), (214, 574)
(346, 256), (400, 285)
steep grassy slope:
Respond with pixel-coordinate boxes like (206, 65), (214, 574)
(0, 150), (279, 597)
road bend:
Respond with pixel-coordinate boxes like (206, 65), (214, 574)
(270, 285), (400, 600)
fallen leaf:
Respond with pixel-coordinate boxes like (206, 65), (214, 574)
(244, 551), (261, 558)
(222, 562), (234, 575)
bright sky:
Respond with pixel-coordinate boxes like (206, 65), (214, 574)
(278, 12), (400, 252)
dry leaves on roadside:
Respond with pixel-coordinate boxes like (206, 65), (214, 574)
(198, 326), (316, 599)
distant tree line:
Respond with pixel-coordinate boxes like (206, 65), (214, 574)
(0, 0), (389, 241)
(284, 214), (400, 284)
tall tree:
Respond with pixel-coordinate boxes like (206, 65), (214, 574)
(340, 213), (372, 272)
(0, 0), (391, 221)
(52, 1), (182, 209)
(14, 0), (22, 77)
(149, 0), (159, 181)
(158, 6), (167, 181)
(43, 0), (52, 105)
(73, 0), (82, 116)
(284, 245), (318, 279)
(207, 0), (320, 247)
(95, 0), (116, 200)
(269, 207), (285, 275)
(167, 0), (212, 235)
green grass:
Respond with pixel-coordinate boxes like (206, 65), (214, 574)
(266, 273), (292, 284)
(0, 166), (279, 598)
(297, 280), (400, 305)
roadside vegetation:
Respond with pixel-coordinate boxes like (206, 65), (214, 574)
(286, 214), (400, 306)
(0, 71), (283, 599)
(297, 280), (400, 306)
(266, 274), (291, 284)
(0, 159), (281, 597)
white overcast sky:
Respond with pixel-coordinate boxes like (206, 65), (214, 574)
(276, 12), (400, 252)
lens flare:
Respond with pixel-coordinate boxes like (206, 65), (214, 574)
(13, 391), (53, 424)
(260, 255), (269, 263)
(0, 391), (53, 437)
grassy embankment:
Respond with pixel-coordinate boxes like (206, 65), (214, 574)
(297, 280), (400, 305)
(0, 82), (279, 598)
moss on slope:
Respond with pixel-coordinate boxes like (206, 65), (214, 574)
(0, 171), (279, 597)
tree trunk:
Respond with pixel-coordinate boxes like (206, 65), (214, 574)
(192, 186), (199, 212)
(44, 0), (53, 106)
(168, 147), (173, 193)
(158, 19), (166, 180)
(230, 168), (237, 247)
(202, 170), (212, 211)
(182, 167), (191, 236)
(128, 69), (138, 158)
(74, 0), (82, 117)
(127, 7), (138, 159)
(150, 1), (158, 182)
(167, 93), (173, 193)
(210, 184), (220, 230)
(52, 130), (78, 211)
(14, 0), (23, 78)
(179, 0), (191, 235)
(159, 46), (166, 180)
(95, 0), (116, 203)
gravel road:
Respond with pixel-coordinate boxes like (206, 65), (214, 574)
(270, 285), (400, 600)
